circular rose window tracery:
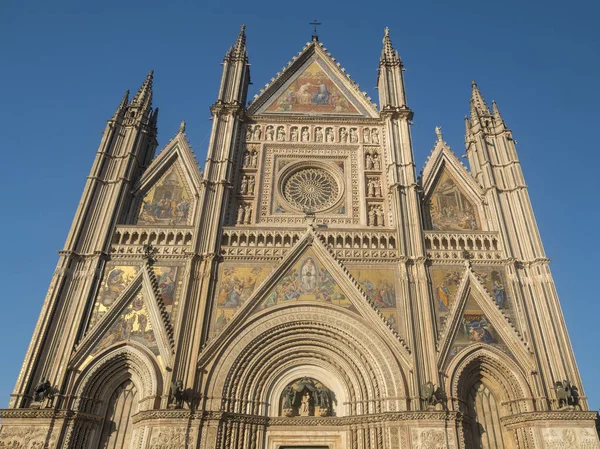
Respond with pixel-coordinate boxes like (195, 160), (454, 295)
(282, 167), (340, 211)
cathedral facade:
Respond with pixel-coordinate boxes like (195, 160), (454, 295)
(0, 26), (598, 449)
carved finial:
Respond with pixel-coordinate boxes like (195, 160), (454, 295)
(179, 120), (186, 134)
(380, 27), (401, 66)
(470, 79), (490, 117)
(435, 126), (443, 142)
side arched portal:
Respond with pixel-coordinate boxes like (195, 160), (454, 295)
(447, 345), (534, 449)
(67, 344), (163, 449)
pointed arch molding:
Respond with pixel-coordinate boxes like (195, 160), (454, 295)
(247, 40), (378, 118)
(203, 304), (409, 416)
(69, 265), (174, 370)
(72, 345), (162, 413)
(129, 132), (203, 223)
(446, 345), (535, 415)
(437, 267), (532, 371)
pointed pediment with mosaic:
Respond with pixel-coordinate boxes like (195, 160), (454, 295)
(436, 269), (531, 370)
(71, 266), (175, 370)
(207, 232), (410, 363)
(250, 43), (378, 118)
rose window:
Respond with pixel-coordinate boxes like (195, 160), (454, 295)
(283, 168), (340, 211)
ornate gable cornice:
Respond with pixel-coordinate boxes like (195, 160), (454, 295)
(421, 136), (482, 200)
(246, 40), (378, 117)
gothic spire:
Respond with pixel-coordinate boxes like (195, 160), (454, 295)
(231, 24), (247, 60)
(492, 100), (502, 121)
(470, 80), (490, 116)
(130, 70), (154, 109)
(380, 27), (402, 66)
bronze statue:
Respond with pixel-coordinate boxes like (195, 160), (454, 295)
(421, 382), (447, 409)
(33, 379), (52, 403)
(170, 380), (185, 408)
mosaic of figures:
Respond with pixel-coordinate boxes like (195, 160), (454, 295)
(92, 291), (159, 357)
(427, 171), (480, 231)
(430, 266), (509, 330)
(256, 252), (354, 312)
(265, 60), (360, 114)
(348, 267), (398, 331)
(447, 296), (508, 364)
(137, 164), (193, 226)
(245, 123), (380, 146)
(90, 264), (182, 328)
(213, 265), (273, 333)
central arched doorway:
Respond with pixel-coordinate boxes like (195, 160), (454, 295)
(97, 379), (138, 449)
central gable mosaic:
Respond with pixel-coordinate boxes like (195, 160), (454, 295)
(263, 58), (362, 116)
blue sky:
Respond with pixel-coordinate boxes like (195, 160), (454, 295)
(0, 0), (598, 410)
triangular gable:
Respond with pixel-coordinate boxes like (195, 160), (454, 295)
(71, 265), (174, 370)
(422, 140), (485, 232)
(437, 267), (531, 370)
(201, 230), (410, 368)
(248, 41), (378, 118)
(130, 131), (202, 225)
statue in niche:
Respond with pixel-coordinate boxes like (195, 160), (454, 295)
(248, 176), (255, 195)
(315, 127), (323, 142)
(363, 128), (371, 143)
(236, 204), (244, 224)
(280, 377), (335, 417)
(349, 128), (358, 143)
(373, 152), (381, 170)
(365, 152), (374, 170)
(339, 127), (348, 143)
(253, 125), (262, 140)
(244, 205), (252, 224)
(372, 128), (380, 144)
(301, 127), (310, 142)
(325, 127), (334, 142)
(240, 176), (248, 195)
(246, 126), (253, 141)
(243, 151), (251, 167)
(266, 125), (274, 141)
(251, 151), (258, 168)
(276, 126), (285, 141)
(300, 392), (311, 415)
(290, 127), (299, 142)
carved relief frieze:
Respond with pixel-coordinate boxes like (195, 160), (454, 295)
(0, 426), (58, 448)
(409, 427), (456, 449)
(541, 427), (600, 449)
(149, 426), (196, 449)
